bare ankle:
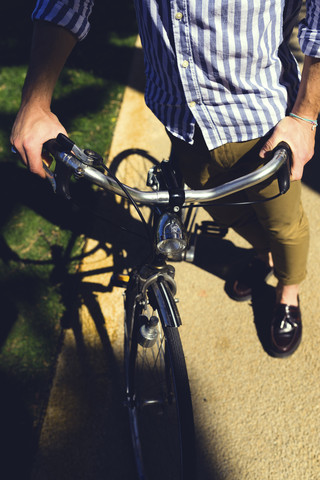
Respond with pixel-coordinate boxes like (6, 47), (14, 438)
(256, 251), (273, 268)
(276, 283), (299, 306)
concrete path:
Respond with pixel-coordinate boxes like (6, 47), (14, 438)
(31, 18), (320, 480)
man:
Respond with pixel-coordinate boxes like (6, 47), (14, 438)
(10, 0), (320, 357)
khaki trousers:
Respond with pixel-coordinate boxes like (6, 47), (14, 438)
(169, 127), (309, 285)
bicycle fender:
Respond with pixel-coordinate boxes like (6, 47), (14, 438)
(151, 280), (182, 328)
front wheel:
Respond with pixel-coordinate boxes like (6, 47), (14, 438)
(124, 278), (196, 480)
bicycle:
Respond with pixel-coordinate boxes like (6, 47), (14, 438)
(40, 134), (291, 480)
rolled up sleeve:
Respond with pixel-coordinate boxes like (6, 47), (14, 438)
(32, 0), (94, 41)
(298, 0), (320, 57)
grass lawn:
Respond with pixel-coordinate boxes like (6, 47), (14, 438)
(0, 2), (137, 477)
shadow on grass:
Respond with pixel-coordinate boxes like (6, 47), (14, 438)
(0, 153), (153, 356)
(1, 1), (141, 88)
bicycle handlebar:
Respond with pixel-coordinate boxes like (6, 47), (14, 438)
(43, 134), (291, 205)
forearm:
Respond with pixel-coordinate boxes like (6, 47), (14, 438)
(259, 55), (320, 179)
(11, 21), (77, 177)
(291, 55), (320, 120)
(21, 20), (77, 109)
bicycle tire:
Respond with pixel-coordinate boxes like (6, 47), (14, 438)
(124, 277), (196, 480)
(108, 149), (159, 225)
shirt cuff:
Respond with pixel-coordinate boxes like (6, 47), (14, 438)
(298, 20), (320, 58)
(32, 0), (94, 41)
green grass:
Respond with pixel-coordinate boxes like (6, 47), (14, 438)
(0, 1), (137, 475)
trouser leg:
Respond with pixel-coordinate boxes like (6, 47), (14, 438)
(247, 174), (309, 285)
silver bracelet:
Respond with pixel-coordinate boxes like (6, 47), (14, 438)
(289, 113), (318, 131)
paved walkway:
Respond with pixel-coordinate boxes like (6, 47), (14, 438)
(31, 17), (320, 480)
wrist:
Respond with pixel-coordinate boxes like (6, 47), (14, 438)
(20, 86), (52, 112)
(290, 108), (318, 122)
(288, 112), (318, 131)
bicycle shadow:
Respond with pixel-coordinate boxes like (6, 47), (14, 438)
(191, 227), (280, 350)
(190, 232), (254, 280)
(0, 181), (138, 478)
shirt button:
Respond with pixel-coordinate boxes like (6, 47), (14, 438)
(175, 12), (183, 20)
(189, 101), (196, 108)
(182, 60), (189, 68)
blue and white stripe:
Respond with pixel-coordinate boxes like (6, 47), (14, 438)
(32, 0), (320, 150)
(32, 0), (94, 40)
(299, 0), (320, 56)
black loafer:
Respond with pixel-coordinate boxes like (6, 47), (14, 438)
(269, 303), (302, 358)
(225, 258), (273, 302)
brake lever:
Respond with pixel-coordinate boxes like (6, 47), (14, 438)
(56, 133), (102, 166)
(11, 143), (61, 195)
(44, 134), (104, 200)
(42, 162), (57, 193)
(12, 135), (102, 201)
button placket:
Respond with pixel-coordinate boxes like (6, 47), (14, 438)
(171, 2), (201, 111)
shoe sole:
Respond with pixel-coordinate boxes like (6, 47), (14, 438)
(267, 331), (302, 359)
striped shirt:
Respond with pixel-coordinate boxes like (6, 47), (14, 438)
(32, 0), (320, 150)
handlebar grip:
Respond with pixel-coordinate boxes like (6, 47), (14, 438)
(276, 141), (292, 195)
